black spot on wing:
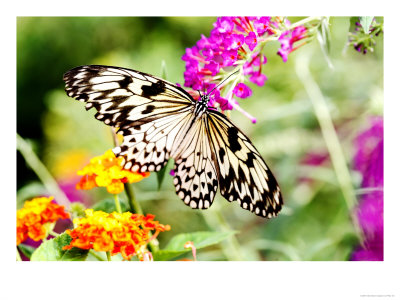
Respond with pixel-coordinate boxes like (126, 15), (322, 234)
(227, 126), (241, 152)
(141, 81), (165, 97)
(142, 105), (155, 114)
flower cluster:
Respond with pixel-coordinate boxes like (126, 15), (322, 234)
(351, 116), (383, 261)
(64, 209), (170, 260)
(349, 18), (383, 54)
(17, 197), (70, 245)
(76, 149), (150, 194)
(182, 16), (308, 122)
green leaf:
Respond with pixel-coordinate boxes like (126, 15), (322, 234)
(17, 244), (36, 259)
(316, 17), (333, 69)
(360, 16), (374, 34)
(31, 233), (89, 261)
(156, 159), (173, 190)
(153, 231), (237, 261)
(91, 198), (128, 213)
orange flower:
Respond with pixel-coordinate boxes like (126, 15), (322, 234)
(63, 209), (170, 260)
(76, 150), (150, 194)
(17, 197), (70, 245)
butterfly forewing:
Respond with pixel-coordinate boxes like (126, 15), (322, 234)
(206, 111), (283, 217)
(63, 65), (194, 172)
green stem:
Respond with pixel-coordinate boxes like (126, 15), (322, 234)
(288, 16), (323, 30)
(124, 183), (143, 215)
(106, 251), (112, 261)
(203, 204), (243, 261)
(114, 194), (122, 214)
(16, 133), (70, 207)
(295, 52), (363, 242)
(89, 250), (105, 261)
(48, 230), (60, 237)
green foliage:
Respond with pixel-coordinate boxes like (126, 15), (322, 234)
(92, 198), (129, 213)
(360, 16), (374, 34)
(153, 231), (236, 261)
(18, 244), (36, 259)
(31, 233), (89, 261)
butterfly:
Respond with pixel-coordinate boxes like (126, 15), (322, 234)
(63, 65), (283, 218)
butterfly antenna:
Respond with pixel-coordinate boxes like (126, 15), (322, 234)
(208, 69), (240, 96)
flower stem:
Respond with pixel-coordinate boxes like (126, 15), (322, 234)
(288, 16), (323, 30)
(89, 250), (105, 261)
(106, 251), (112, 261)
(114, 194), (122, 214)
(16, 133), (70, 207)
(295, 52), (364, 242)
(202, 203), (243, 261)
(48, 230), (60, 237)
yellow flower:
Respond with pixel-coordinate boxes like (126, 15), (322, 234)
(76, 150), (150, 194)
(63, 209), (170, 260)
(17, 197), (70, 245)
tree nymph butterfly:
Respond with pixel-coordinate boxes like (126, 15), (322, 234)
(63, 65), (283, 218)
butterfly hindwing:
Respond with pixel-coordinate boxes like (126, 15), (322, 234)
(206, 110), (283, 218)
(173, 116), (218, 210)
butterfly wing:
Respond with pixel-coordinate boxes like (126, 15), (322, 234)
(173, 116), (219, 210)
(63, 65), (195, 171)
(206, 110), (283, 218)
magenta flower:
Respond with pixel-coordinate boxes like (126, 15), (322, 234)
(245, 31), (258, 51)
(233, 83), (252, 98)
(351, 116), (383, 261)
(277, 25), (307, 62)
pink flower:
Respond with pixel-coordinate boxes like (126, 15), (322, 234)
(245, 31), (258, 51)
(233, 83), (252, 98)
(277, 25), (308, 62)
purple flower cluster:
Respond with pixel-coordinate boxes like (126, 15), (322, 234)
(181, 17), (309, 121)
(349, 18), (383, 55)
(351, 116), (383, 261)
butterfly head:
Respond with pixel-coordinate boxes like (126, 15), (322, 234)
(194, 92), (210, 116)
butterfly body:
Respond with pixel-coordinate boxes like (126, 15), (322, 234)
(64, 65), (283, 218)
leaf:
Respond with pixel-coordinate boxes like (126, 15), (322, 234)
(156, 164), (169, 190)
(91, 198), (128, 213)
(317, 17), (333, 69)
(153, 231), (237, 261)
(360, 16), (374, 34)
(17, 244), (36, 259)
(31, 233), (89, 261)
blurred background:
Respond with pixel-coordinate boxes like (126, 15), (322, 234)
(17, 17), (383, 261)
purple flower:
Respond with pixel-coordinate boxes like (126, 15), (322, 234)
(249, 72), (267, 86)
(245, 31), (258, 51)
(181, 17), (277, 121)
(277, 25), (307, 62)
(253, 17), (272, 35)
(351, 116), (383, 261)
(233, 83), (252, 98)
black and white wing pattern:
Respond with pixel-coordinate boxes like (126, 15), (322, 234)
(172, 116), (219, 210)
(206, 110), (283, 218)
(63, 65), (195, 172)
(64, 65), (283, 218)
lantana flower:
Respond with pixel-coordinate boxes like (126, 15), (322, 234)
(63, 209), (170, 260)
(182, 16), (309, 123)
(17, 196), (70, 245)
(76, 149), (150, 194)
